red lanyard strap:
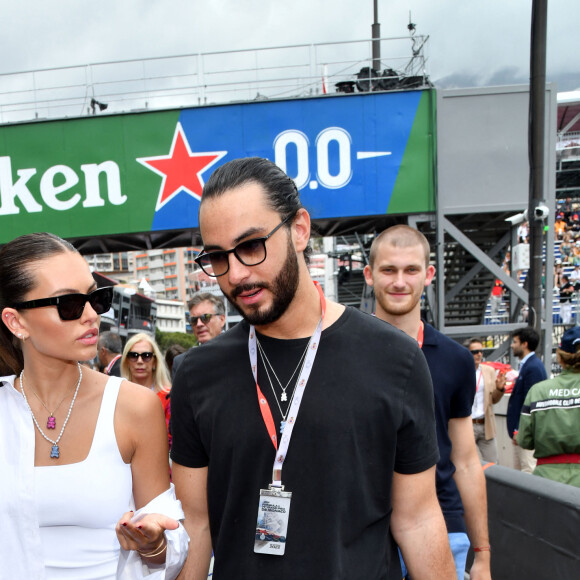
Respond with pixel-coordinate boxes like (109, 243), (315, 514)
(255, 362), (279, 448)
(249, 281), (326, 486)
(416, 321), (424, 348)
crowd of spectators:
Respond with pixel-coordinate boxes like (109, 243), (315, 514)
(553, 198), (580, 324)
(487, 197), (580, 324)
(554, 197), (580, 275)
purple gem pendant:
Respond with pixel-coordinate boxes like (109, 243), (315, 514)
(47, 415), (56, 429)
(50, 445), (60, 458)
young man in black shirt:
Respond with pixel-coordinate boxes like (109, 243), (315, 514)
(171, 157), (455, 579)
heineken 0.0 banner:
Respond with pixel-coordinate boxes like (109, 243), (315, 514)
(0, 90), (435, 243)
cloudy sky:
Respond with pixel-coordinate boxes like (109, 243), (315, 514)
(0, 1), (577, 95)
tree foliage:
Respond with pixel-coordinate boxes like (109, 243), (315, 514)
(155, 328), (197, 352)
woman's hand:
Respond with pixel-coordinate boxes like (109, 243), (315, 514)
(116, 511), (180, 562)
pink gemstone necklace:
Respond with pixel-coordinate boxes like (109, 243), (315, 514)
(19, 362), (82, 459)
(29, 376), (77, 430)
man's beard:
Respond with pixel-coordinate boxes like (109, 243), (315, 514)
(224, 236), (300, 326)
(375, 289), (421, 318)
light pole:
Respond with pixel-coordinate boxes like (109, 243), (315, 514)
(372, 0), (381, 72)
(528, 0), (548, 337)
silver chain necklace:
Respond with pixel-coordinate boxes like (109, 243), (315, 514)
(258, 349), (289, 421)
(256, 337), (309, 402)
(257, 339), (310, 433)
(19, 362), (83, 459)
(259, 354), (303, 435)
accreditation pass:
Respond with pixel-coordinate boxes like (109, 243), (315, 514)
(254, 485), (292, 555)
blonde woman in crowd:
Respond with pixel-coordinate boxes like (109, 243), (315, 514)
(121, 332), (172, 446)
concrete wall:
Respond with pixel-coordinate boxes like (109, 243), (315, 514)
(483, 464), (580, 578)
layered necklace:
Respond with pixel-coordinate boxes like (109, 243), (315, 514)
(256, 337), (310, 433)
(30, 378), (76, 430)
(19, 362), (83, 459)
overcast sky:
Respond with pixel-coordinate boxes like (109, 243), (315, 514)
(1, 1), (578, 91)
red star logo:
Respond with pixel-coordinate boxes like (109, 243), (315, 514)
(137, 123), (226, 210)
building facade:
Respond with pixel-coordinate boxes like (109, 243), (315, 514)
(156, 298), (187, 333)
(133, 247), (199, 301)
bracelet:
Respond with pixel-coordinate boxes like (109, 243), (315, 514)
(137, 537), (167, 558)
(473, 545), (491, 552)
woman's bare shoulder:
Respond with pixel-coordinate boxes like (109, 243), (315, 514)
(113, 379), (167, 465)
(116, 379), (163, 420)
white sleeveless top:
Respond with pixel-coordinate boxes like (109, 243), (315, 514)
(34, 376), (133, 579)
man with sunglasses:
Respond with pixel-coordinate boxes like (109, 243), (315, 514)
(170, 158), (455, 579)
(172, 293), (225, 379)
(465, 338), (506, 464)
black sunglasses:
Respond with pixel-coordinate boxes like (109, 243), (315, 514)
(11, 286), (114, 321)
(126, 351), (155, 361)
(469, 349), (483, 355)
(195, 214), (294, 277)
(191, 313), (217, 325)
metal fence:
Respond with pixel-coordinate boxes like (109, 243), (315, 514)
(0, 35), (429, 124)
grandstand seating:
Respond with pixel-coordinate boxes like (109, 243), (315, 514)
(483, 238), (579, 326)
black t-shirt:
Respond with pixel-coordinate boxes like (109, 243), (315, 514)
(560, 282), (574, 303)
(421, 323), (476, 534)
(171, 307), (439, 579)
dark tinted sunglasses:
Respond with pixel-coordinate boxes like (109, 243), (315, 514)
(11, 286), (113, 321)
(126, 351), (155, 362)
(470, 349), (483, 355)
(191, 313), (216, 325)
(195, 214), (294, 277)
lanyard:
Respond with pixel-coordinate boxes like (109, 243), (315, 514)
(417, 321), (424, 348)
(249, 281), (326, 487)
(105, 355), (121, 374)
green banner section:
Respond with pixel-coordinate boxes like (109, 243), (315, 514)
(0, 90), (436, 245)
(0, 111), (179, 242)
(387, 90), (436, 214)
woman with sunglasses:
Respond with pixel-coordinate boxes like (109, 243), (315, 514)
(121, 333), (172, 447)
(0, 233), (188, 579)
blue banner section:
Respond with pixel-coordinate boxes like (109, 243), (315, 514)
(151, 91), (423, 231)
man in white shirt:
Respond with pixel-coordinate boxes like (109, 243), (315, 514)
(466, 339), (506, 463)
(570, 265), (580, 291)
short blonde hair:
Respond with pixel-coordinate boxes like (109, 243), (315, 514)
(368, 225), (431, 269)
(121, 332), (171, 393)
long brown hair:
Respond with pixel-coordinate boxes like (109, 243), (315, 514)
(0, 233), (77, 375)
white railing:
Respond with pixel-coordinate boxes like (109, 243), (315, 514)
(0, 35), (429, 124)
